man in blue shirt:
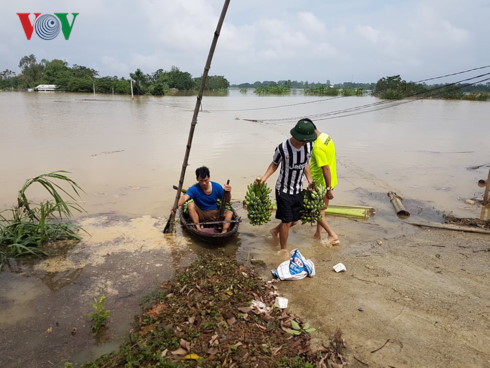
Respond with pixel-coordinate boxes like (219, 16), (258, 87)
(178, 166), (233, 233)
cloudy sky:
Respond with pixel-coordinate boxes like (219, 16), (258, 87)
(2, 0), (489, 85)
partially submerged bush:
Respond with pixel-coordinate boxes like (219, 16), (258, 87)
(0, 171), (85, 266)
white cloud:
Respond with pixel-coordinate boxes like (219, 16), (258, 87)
(1, 0), (488, 83)
(298, 12), (326, 34)
(411, 3), (471, 46)
(356, 25), (381, 44)
(100, 56), (129, 77)
(141, 0), (219, 51)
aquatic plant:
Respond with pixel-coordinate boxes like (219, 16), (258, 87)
(254, 85), (291, 95)
(341, 87), (364, 96)
(0, 171), (85, 266)
(462, 91), (489, 101)
(304, 85), (339, 96)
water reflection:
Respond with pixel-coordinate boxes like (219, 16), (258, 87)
(41, 268), (84, 291)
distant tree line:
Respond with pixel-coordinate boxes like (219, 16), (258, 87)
(235, 77), (489, 100)
(373, 75), (490, 100)
(0, 54), (230, 95)
(232, 79), (376, 91)
(235, 80), (373, 96)
(1, 55), (488, 100)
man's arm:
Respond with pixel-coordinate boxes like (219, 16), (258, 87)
(322, 165), (334, 199)
(178, 193), (191, 207)
(304, 162), (313, 186)
(223, 183), (232, 203)
(258, 162), (279, 184)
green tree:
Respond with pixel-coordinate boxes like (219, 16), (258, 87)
(95, 76), (118, 94)
(129, 68), (150, 95)
(66, 77), (93, 92)
(114, 78), (131, 94)
(150, 79), (170, 95)
(18, 54), (45, 88)
(166, 66), (194, 90)
(433, 85), (464, 99)
(71, 65), (98, 79)
(42, 59), (69, 85)
(373, 75), (406, 99)
(194, 75), (229, 91)
(0, 69), (19, 90)
(150, 69), (164, 83)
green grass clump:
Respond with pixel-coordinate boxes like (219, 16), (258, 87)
(0, 171), (85, 267)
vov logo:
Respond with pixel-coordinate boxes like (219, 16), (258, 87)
(17, 13), (79, 40)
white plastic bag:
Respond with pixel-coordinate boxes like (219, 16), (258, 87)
(271, 249), (315, 281)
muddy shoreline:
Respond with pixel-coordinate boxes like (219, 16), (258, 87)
(1, 196), (489, 367)
(274, 218), (490, 368)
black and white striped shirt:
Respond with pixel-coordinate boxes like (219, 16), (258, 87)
(272, 139), (312, 195)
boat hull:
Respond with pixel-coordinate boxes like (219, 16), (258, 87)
(179, 207), (240, 246)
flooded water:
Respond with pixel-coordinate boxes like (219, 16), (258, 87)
(0, 91), (489, 367)
(1, 90), (488, 217)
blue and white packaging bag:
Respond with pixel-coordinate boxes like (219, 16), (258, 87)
(272, 249), (315, 281)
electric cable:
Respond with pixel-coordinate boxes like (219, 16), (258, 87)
(243, 71), (490, 124)
(212, 65), (490, 119)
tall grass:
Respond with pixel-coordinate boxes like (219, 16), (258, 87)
(0, 171), (85, 267)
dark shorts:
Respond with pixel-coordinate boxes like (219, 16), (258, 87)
(194, 207), (219, 222)
(275, 189), (304, 223)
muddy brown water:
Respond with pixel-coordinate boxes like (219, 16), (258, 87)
(0, 91), (489, 367)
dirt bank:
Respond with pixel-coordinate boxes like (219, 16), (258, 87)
(266, 217), (490, 368)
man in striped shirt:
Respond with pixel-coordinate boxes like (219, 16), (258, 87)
(258, 119), (316, 252)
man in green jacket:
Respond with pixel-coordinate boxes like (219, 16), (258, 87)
(309, 119), (340, 245)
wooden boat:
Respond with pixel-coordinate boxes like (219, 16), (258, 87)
(178, 206), (241, 245)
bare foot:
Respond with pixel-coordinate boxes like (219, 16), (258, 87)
(313, 233), (321, 241)
(277, 249), (289, 261)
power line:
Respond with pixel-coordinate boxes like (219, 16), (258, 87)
(245, 71), (490, 124)
(219, 65), (490, 117)
(210, 95), (343, 112)
(414, 65), (490, 84)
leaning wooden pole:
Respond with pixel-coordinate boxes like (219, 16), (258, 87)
(483, 169), (490, 205)
(163, 0), (230, 233)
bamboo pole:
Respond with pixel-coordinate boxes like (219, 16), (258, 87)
(163, 0), (231, 233)
(407, 221), (490, 235)
(325, 205), (375, 218)
(387, 191), (410, 217)
(483, 169), (490, 205)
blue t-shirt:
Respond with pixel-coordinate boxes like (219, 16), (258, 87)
(186, 181), (224, 211)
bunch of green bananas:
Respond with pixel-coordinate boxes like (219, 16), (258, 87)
(183, 199), (194, 214)
(216, 198), (232, 211)
(244, 178), (273, 226)
(300, 184), (327, 224)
